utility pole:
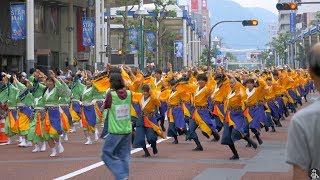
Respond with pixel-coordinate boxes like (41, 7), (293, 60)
(106, 0), (111, 61)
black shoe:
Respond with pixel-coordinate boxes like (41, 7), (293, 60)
(271, 126), (276, 132)
(142, 153), (151, 157)
(257, 137), (263, 145)
(152, 145), (158, 155)
(211, 138), (217, 142)
(251, 141), (258, 149)
(212, 132), (220, 141)
(229, 155), (239, 160)
(172, 139), (178, 144)
(285, 111), (289, 117)
(192, 146), (203, 151)
(142, 148), (151, 157)
(265, 126), (269, 132)
(244, 137), (257, 149)
(161, 124), (166, 132)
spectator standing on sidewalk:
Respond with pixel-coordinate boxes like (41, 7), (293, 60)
(286, 43), (320, 179)
(101, 67), (132, 180)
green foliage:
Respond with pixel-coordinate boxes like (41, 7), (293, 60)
(270, 33), (291, 64)
(198, 48), (218, 67)
(316, 11), (320, 20)
(260, 50), (274, 68)
(225, 52), (237, 61)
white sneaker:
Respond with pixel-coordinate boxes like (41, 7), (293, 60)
(25, 141), (33, 147)
(84, 137), (92, 145)
(50, 148), (57, 157)
(94, 128), (99, 142)
(18, 139), (26, 147)
(40, 142), (46, 152)
(16, 136), (23, 142)
(101, 124), (104, 128)
(32, 144), (40, 153)
(64, 134), (69, 141)
(58, 143), (64, 154)
(69, 126), (76, 133)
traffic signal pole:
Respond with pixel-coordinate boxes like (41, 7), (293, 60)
(207, 21), (244, 67)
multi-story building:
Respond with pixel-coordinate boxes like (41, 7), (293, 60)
(0, 0), (91, 73)
(278, 0), (291, 33)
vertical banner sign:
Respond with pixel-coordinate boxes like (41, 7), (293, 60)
(203, 16), (207, 39)
(10, 3), (26, 40)
(82, 18), (95, 46)
(145, 30), (156, 53)
(202, 0), (207, 10)
(290, 12), (296, 33)
(174, 41), (183, 58)
(128, 29), (139, 52)
(191, 0), (198, 12)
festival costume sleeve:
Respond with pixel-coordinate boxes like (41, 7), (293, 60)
(159, 89), (170, 102)
(60, 79), (71, 98)
(213, 79), (231, 102)
(0, 85), (8, 103)
(129, 73), (143, 92)
(7, 84), (20, 108)
(33, 82), (47, 98)
(72, 79), (86, 100)
(15, 81), (26, 90)
(121, 69), (133, 87)
(92, 73), (110, 92)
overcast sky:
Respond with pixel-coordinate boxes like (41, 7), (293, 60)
(231, 0), (279, 14)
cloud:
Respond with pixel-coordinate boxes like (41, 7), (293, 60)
(231, 0), (279, 14)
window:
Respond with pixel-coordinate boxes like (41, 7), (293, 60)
(49, 7), (59, 35)
(35, 4), (44, 32)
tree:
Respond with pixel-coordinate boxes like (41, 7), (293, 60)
(259, 50), (275, 68)
(270, 33), (291, 65)
(225, 52), (237, 61)
(114, 0), (140, 64)
(198, 48), (217, 67)
(153, 0), (177, 68)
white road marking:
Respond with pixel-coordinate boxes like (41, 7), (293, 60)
(54, 137), (171, 180)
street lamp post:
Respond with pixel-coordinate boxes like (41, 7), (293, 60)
(207, 20), (258, 67)
(207, 21), (242, 66)
(135, 2), (149, 71)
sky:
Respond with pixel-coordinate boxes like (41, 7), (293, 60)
(231, 0), (279, 14)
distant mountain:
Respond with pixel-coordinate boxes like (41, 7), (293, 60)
(207, 0), (278, 50)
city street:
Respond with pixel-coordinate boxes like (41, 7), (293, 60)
(0, 94), (318, 180)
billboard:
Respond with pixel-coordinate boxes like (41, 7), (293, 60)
(191, 0), (198, 12)
(202, 0), (207, 10)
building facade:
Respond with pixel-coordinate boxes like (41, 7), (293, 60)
(0, 0), (94, 74)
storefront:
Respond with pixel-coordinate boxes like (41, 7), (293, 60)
(0, 0), (25, 73)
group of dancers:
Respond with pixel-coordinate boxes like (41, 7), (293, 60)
(0, 63), (315, 159)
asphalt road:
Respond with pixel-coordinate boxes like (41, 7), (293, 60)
(0, 93), (318, 180)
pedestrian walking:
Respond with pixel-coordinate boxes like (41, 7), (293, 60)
(101, 67), (132, 180)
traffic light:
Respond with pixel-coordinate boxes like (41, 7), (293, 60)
(276, 3), (297, 10)
(118, 49), (123, 56)
(242, 20), (258, 26)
